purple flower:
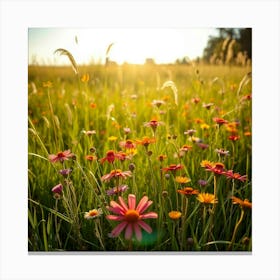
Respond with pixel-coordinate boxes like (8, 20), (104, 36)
(106, 185), (128, 196)
(59, 168), (72, 176)
(198, 179), (208, 187)
(51, 183), (63, 194)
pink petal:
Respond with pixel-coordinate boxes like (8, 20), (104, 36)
(118, 196), (128, 211)
(138, 220), (152, 233)
(140, 212), (158, 219)
(111, 221), (127, 237)
(106, 206), (123, 215)
(128, 194), (136, 209)
(133, 223), (142, 241)
(106, 215), (124, 221)
(125, 223), (133, 240)
(137, 199), (153, 214)
(136, 196), (148, 212)
(110, 201), (126, 214)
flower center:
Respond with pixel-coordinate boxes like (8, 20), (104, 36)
(125, 209), (140, 223)
(57, 152), (65, 157)
(89, 210), (98, 217)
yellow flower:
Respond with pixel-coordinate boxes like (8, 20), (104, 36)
(42, 81), (53, 88)
(168, 211), (182, 220)
(81, 73), (90, 83)
(175, 176), (191, 184)
(197, 193), (218, 204)
(200, 160), (214, 168)
(108, 136), (118, 141)
(200, 123), (210, 130)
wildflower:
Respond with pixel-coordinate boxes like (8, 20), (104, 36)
(49, 150), (74, 163)
(51, 183), (63, 194)
(244, 131), (251, 137)
(106, 194), (158, 241)
(101, 169), (132, 182)
(191, 97), (200, 104)
(180, 144), (192, 152)
(198, 179), (208, 187)
(157, 154), (167, 162)
(168, 211), (182, 220)
(202, 162), (225, 175)
(119, 139), (136, 150)
(106, 185), (128, 196)
(197, 193), (218, 204)
(226, 122), (239, 133)
(231, 196), (252, 209)
(188, 136), (202, 143)
(184, 129), (196, 136)
(241, 94), (252, 101)
(89, 147), (96, 153)
(85, 155), (97, 161)
(224, 170), (247, 182)
(175, 176), (191, 184)
(100, 150), (126, 164)
(42, 81), (53, 88)
(200, 160), (214, 168)
(213, 117), (228, 125)
(82, 130), (96, 136)
(84, 208), (103, 220)
(196, 143), (209, 150)
(194, 118), (204, 124)
(162, 164), (183, 173)
(228, 135), (240, 141)
(215, 148), (230, 157)
(135, 136), (156, 147)
(143, 119), (164, 133)
(177, 187), (199, 196)
(128, 163), (136, 172)
(151, 99), (165, 108)
(89, 102), (97, 109)
(200, 123), (210, 130)
(123, 127), (131, 134)
(203, 103), (214, 110)
(108, 136), (118, 141)
(81, 73), (89, 83)
(58, 169), (72, 176)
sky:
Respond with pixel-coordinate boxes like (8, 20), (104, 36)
(28, 28), (219, 65)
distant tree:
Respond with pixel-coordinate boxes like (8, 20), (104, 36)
(202, 28), (251, 65)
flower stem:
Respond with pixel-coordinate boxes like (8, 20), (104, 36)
(228, 208), (244, 250)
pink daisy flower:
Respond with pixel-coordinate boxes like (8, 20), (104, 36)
(106, 194), (158, 241)
(48, 150), (74, 163)
(101, 169), (132, 182)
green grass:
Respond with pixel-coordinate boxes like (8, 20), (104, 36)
(28, 63), (252, 252)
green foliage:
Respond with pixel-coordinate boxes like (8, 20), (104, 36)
(28, 63), (252, 251)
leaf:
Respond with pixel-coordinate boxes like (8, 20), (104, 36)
(54, 48), (78, 75)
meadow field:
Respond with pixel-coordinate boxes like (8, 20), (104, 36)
(28, 62), (252, 252)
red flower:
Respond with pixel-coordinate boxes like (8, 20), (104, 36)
(119, 139), (136, 150)
(48, 150), (74, 163)
(177, 187), (199, 196)
(228, 135), (240, 141)
(213, 117), (228, 125)
(224, 170), (247, 182)
(204, 162), (225, 175)
(100, 150), (127, 164)
(101, 169), (132, 182)
(106, 194), (158, 241)
(162, 164), (183, 172)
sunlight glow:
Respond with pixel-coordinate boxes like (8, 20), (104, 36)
(29, 28), (218, 65)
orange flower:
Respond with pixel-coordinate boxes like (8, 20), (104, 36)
(168, 211), (182, 220)
(213, 117), (228, 125)
(197, 193), (218, 204)
(85, 155), (97, 161)
(135, 136), (156, 147)
(101, 169), (132, 182)
(175, 176), (191, 184)
(177, 187), (199, 196)
(81, 73), (90, 83)
(162, 164), (183, 173)
(231, 196), (252, 209)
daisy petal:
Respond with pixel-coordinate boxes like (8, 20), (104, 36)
(140, 212), (158, 219)
(136, 196), (148, 213)
(128, 194), (136, 209)
(125, 223), (133, 240)
(138, 220), (152, 233)
(106, 215), (124, 221)
(136, 199), (153, 214)
(110, 201), (126, 214)
(118, 196), (128, 211)
(111, 221), (127, 237)
(133, 223), (142, 241)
